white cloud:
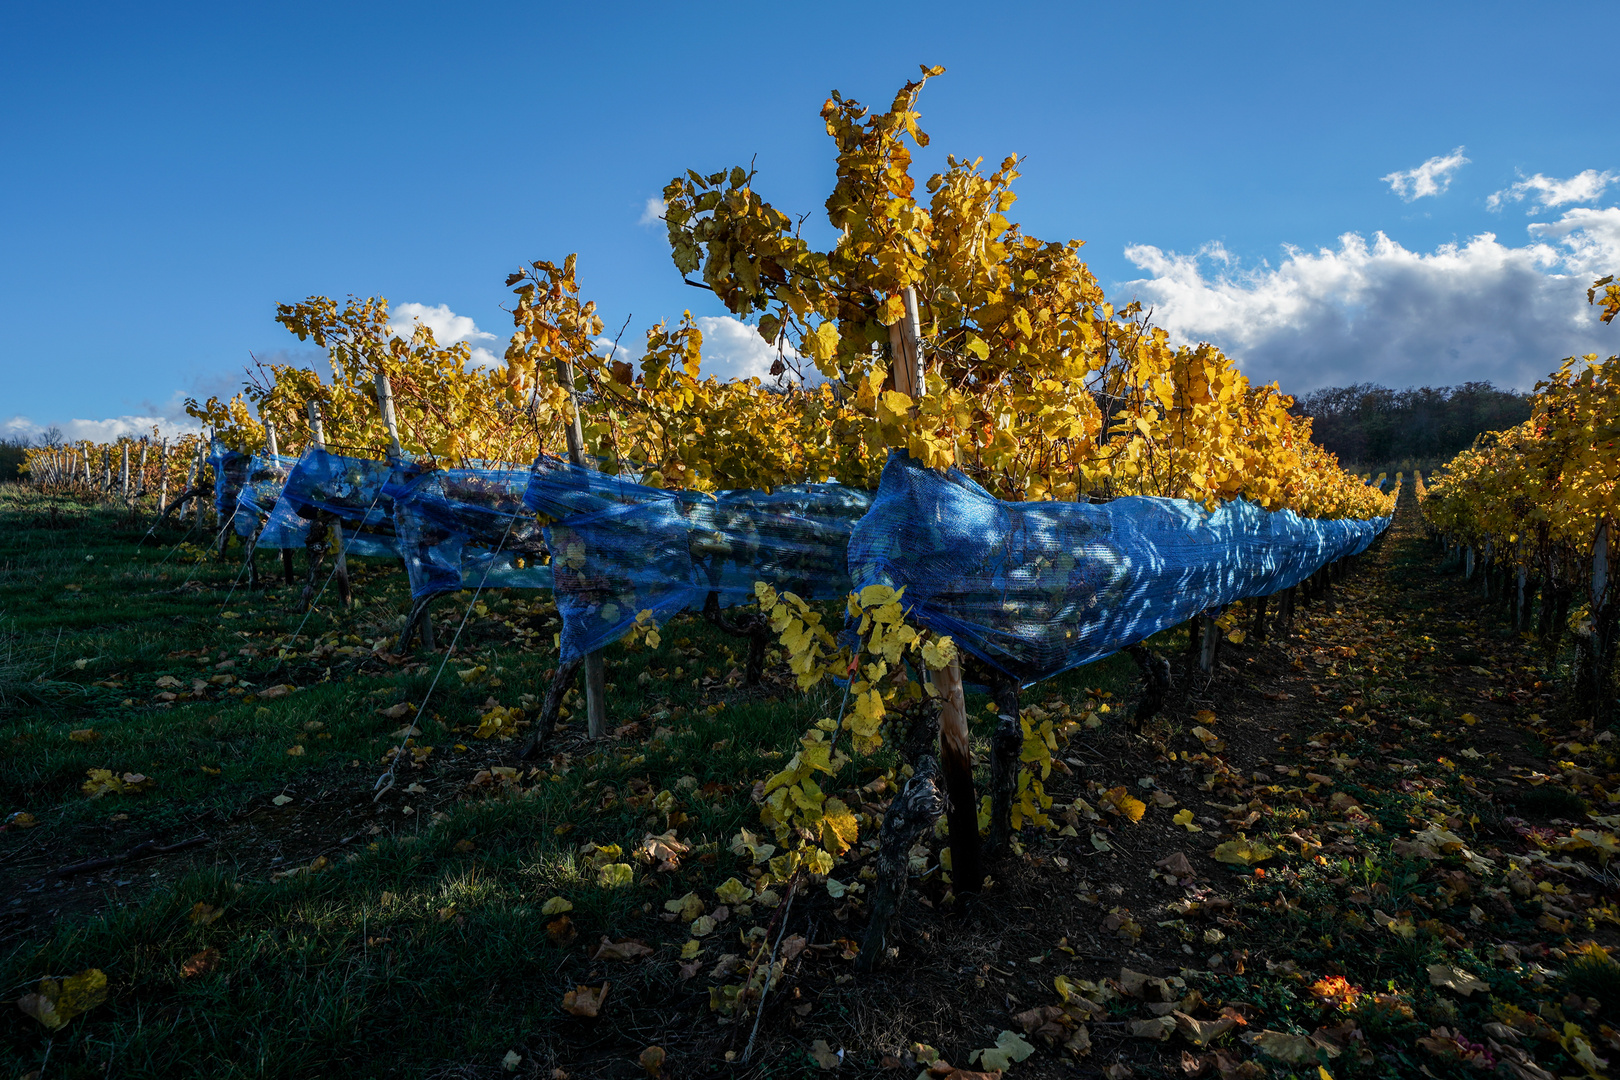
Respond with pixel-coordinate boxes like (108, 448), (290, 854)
(591, 315), (810, 385)
(1120, 206), (1620, 394)
(4, 414), (201, 444)
(1488, 169), (1617, 213)
(692, 316), (796, 382)
(1382, 147), (1470, 202)
(639, 196), (666, 226)
(388, 302), (501, 367)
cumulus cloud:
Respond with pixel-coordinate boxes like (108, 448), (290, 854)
(388, 302), (502, 368)
(1487, 169), (1617, 213)
(1382, 147), (1470, 202)
(1120, 206), (1620, 394)
(639, 196), (667, 225)
(3, 414), (201, 444)
(592, 314), (809, 385)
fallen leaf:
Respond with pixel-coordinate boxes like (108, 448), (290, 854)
(561, 983), (608, 1017)
(1248, 1030), (1338, 1064)
(271, 794), (293, 806)
(1372, 910), (1416, 939)
(597, 862), (634, 888)
(502, 1050), (522, 1072)
(1426, 963), (1488, 996)
(69, 728), (97, 742)
(1210, 838), (1274, 866)
(188, 901), (223, 925)
(1173, 809), (1203, 832)
(1157, 851), (1197, 878)
(714, 877), (753, 905)
(540, 896), (573, 916)
(1131, 1016), (1178, 1040)
(971, 1029), (1037, 1069)
(180, 947), (221, 978)
(593, 937), (653, 962)
(1174, 1011), (1235, 1047)
(638, 1046), (666, 1076)
(809, 1038), (843, 1069)
(664, 892), (703, 922)
(15, 969), (107, 1031)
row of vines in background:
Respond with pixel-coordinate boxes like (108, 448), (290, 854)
(162, 68), (1391, 523)
(1418, 287), (1618, 720)
(21, 432), (209, 509)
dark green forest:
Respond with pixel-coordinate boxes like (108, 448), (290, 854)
(1290, 381), (1531, 474)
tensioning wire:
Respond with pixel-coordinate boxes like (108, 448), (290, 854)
(374, 504), (525, 801)
(278, 482), (391, 653)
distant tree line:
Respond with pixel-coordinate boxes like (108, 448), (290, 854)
(1291, 381), (1532, 473)
(0, 428), (62, 482)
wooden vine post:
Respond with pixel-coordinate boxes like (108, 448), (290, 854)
(891, 285), (984, 893)
(305, 402), (352, 608)
(1589, 519), (1615, 723)
(554, 356), (608, 739)
(375, 373), (435, 652)
(158, 440), (169, 513)
(264, 423), (297, 586)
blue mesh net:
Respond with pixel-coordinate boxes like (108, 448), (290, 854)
(524, 456), (873, 662)
(847, 452), (1389, 685)
(208, 439), (252, 521)
(388, 465), (553, 599)
(232, 453), (299, 540)
(222, 443), (1387, 686)
(261, 448), (415, 558)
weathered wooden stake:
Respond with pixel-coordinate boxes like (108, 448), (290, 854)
(986, 674), (1022, 858)
(553, 358), (608, 739)
(307, 402), (351, 607)
(1199, 609), (1222, 673)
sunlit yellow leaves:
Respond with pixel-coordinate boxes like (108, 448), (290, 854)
(1210, 837), (1274, 865)
(1372, 910), (1417, 938)
(597, 863), (635, 888)
(819, 797), (860, 854)
(1173, 809), (1202, 832)
(1102, 786), (1146, 823)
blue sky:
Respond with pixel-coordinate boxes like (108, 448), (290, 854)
(3, 1), (1617, 441)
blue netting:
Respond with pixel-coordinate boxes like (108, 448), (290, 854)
(847, 452), (1389, 685)
(208, 439), (252, 521)
(261, 448), (416, 558)
(388, 465), (553, 599)
(524, 456), (873, 661)
(232, 453), (299, 540)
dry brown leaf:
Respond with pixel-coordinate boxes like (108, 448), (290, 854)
(561, 982), (608, 1017)
(1173, 1011), (1235, 1047)
(593, 937), (654, 962)
(809, 1039), (842, 1069)
(180, 947), (221, 978)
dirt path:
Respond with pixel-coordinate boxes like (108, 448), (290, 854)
(759, 485), (1617, 1078)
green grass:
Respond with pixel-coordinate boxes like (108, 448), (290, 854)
(0, 483), (1139, 1078)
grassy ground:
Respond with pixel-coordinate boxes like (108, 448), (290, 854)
(3, 482), (1618, 1080)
